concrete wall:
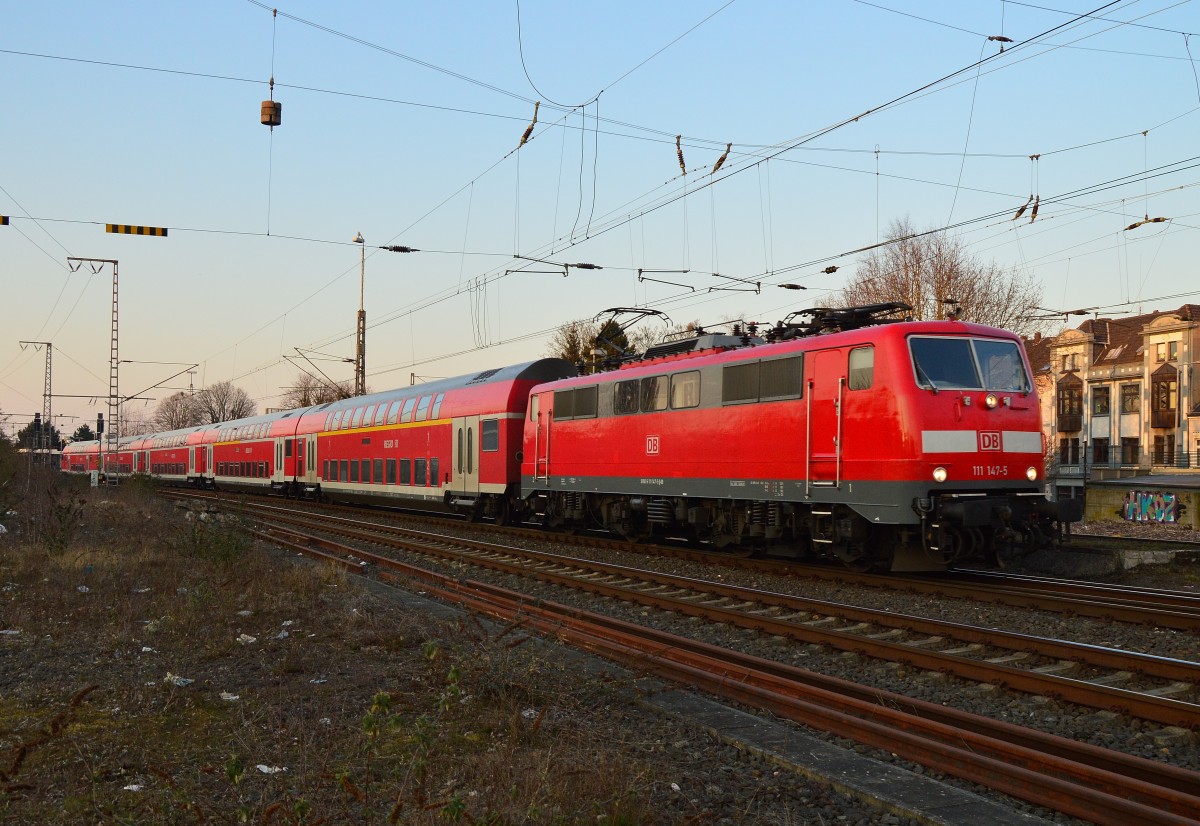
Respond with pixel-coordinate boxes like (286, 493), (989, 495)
(1086, 485), (1197, 530)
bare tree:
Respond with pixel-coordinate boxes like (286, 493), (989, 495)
(152, 391), (203, 431)
(120, 406), (156, 436)
(194, 380), (256, 423)
(278, 373), (352, 409)
(838, 217), (1044, 337)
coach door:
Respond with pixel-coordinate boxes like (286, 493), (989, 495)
(452, 415), (480, 496)
(807, 349), (845, 491)
(274, 439), (285, 484)
(305, 434), (318, 484)
(188, 448), (195, 478)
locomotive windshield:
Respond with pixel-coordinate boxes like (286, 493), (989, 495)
(909, 336), (1031, 392)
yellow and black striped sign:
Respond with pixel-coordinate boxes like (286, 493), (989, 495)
(106, 223), (168, 237)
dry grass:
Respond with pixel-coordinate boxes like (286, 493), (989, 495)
(0, 473), (694, 825)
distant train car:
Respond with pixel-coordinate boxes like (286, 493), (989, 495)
(519, 305), (1081, 571)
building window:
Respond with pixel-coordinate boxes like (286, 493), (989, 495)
(1168, 340), (1179, 361)
(1152, 377), (1178, 428)
(1058, 438), (1080, 465)
(1092, 438), (1109, 464)
(1153, 435), (1176, 465)
(1120, 438), (1139, 464)
(1091, 387), (1110, 416)
(1062, 353), (1077, 371)
(1156, 343), (1166, 362)
(1120, 384), (1139, 414)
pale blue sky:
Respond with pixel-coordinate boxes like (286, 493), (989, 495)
(2, 0), (1197, 435)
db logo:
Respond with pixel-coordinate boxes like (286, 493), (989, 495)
(646, 435), (660, 455)
(978, 431), (1002, 451)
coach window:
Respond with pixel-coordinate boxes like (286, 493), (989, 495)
(431, 457), (440, 486)
(333, 411), (345, 430)
(387, 401), (401, 424)
(400, 458), (411, 485)
(361, 459), (371, 483)
(467, 428), (474, 473)
(641, 376), (668, 411)
(415, 458), (427, 486)
(349, 461), (359, 483)
(415, 395), (432, 421)
(374, 459), (384, 484)
(326, 413), (335, 430)
(401, 398), (416, 423)
(323, 460), (330, 480)
(430, 393), (445, 419)
(339, 459), (349, 481)
(363, 405), (377, 427)
(615, 380), (640, 415)
(285, 440), (292, 457)
(848, 346), (874, 390)
(351, 408), (365, 429)
(670, 371), (701, 409)
(481, 419), (500, 452)
(386, 458), (397, 484)
(374, 405), (388, 426)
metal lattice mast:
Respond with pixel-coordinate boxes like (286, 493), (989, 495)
(18, 341), (52, 452)
(67, 257), (119, 482)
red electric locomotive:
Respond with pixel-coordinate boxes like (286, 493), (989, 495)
(519, 304), (1081, 571)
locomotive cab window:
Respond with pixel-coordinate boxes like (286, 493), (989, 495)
(909, 336), (1030, 392)
(848, 347), (874, 390)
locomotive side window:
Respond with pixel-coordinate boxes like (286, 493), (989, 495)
(481, 419), (500, 451)
(848, 347), (874, 390)
(574, 386), (597, 418)
(553, 389), (575, 420)
(641, 376), (668, 411)
(401, 398), (416, 422)
(670, 371), (701, 409)
(760, 355), (803, 400)
(722, 362), (758, 404)
(614, 380), (640, 415)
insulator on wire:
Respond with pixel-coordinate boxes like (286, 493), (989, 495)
(1011, 194), (1032, 221)
(1028, 195), (1040, 224)
(711, 142), (731, 174)
(518, 100), (540, 148)
(676, 135), (687, 176)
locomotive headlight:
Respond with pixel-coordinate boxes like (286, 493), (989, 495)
(985, 393), (999, 409)
(1026, 466), (1038, 481)
(932, 466), (948, 483)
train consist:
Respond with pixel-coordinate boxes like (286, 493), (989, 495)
(62, 304), (1082, 571)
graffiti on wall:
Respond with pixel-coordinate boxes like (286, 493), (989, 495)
(1122, 490), (1179, 523)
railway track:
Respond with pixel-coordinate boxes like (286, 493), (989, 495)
(243, 516), (1200, 826)
(166, 489), (1200, 630)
